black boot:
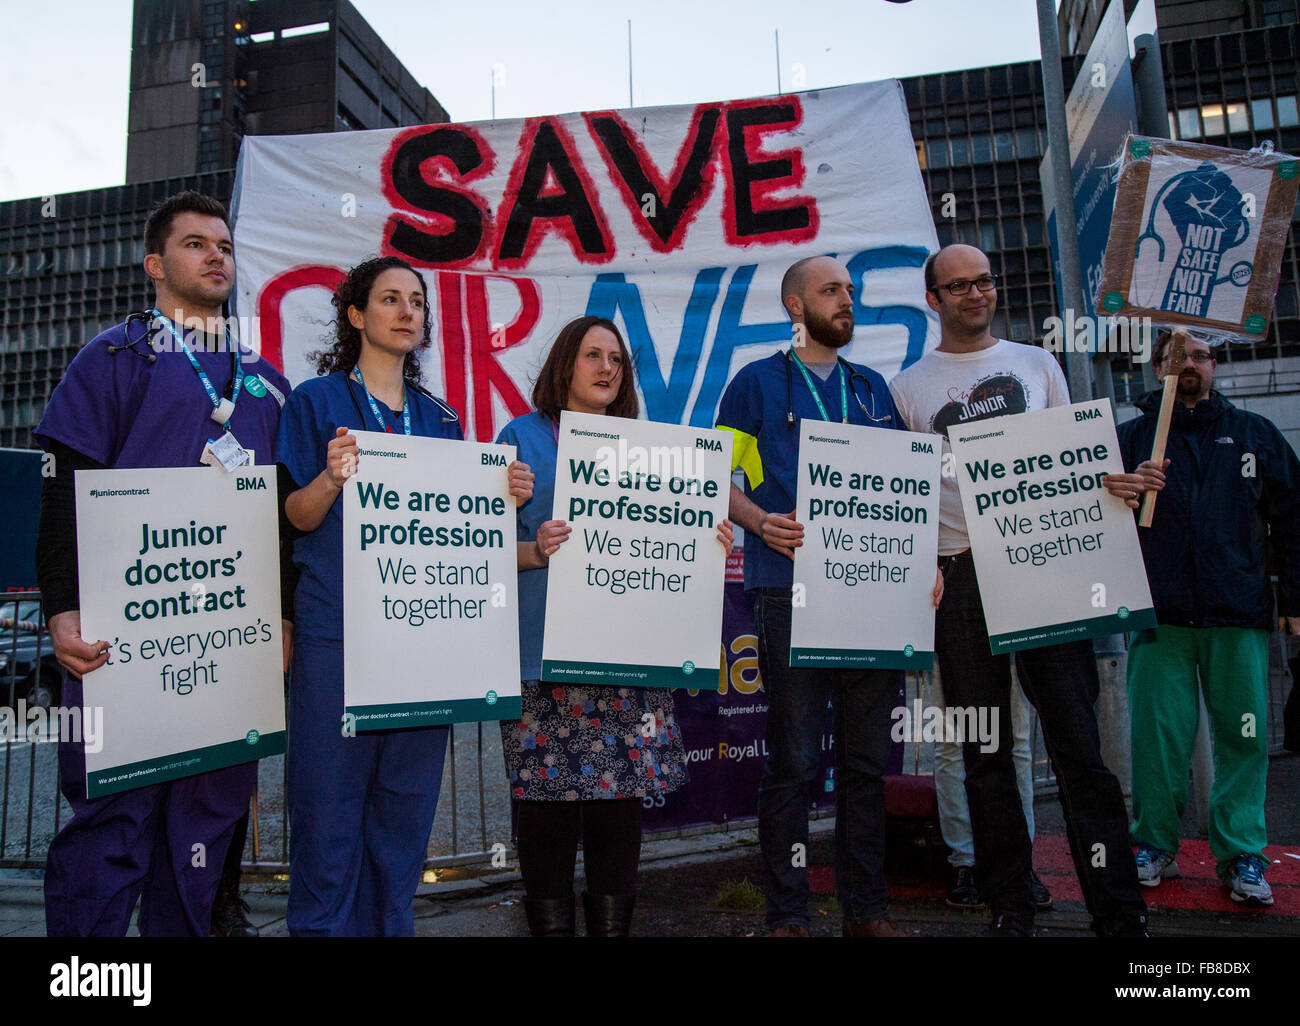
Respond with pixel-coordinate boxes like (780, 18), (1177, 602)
(582, 892), (635, 937)
(210, 878), (258, 938)
(524, 896), (576, 937)
(211, 810), (256, 937)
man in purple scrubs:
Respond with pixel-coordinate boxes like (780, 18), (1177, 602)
(34, 191), (292, 936)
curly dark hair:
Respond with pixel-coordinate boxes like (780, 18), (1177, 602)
(311, 256), (431, 380)
(532, 316), (638, 422)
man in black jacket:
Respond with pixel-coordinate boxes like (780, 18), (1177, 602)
(1104, 332), (1300, 907)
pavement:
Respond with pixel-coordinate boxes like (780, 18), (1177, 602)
(3, 752), (1298, 940)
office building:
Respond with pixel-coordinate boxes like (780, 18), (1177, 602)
(0, 0), (447, 448)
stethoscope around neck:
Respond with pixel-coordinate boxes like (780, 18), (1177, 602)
(784, 349), (889, 426)
(110, 310), (241, 422)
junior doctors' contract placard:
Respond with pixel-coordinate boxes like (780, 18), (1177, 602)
(790, 421), (942, 669)
(343, 430), (521, 728)
(75, 465), (285, 798)
(542, 411), (731, 689)
(948, 401), (1156, 653)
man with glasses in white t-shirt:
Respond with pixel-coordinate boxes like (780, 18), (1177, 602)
(889, 244), (1147, 937)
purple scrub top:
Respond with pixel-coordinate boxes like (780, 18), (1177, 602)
(35, 320), (290, 471)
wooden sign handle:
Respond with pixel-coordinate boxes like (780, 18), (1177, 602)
(1138, 330), (1187, 528)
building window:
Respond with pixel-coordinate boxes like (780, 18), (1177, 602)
(1261, 0), (1295, 26)
(927, 140), (949, 169)
(1251, 98), (1275, 130)
(1168, 111), (1179, 139)
(914, 141), (927, 170)
(1278, 95), (1299, 128)
(1177, 108), (1200, 138)
(1196, 104), (1227, 135)
(1226, 103), (1249, 133)
(1201, 104), (1225, 136)
(282, 22), (330, 38)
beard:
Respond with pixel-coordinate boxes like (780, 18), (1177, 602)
(1176, 370), (1205, 399)
(804, 307), (853, 348)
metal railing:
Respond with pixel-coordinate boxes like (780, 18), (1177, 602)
(3, 590), (1296, 872)
(1, 590), (62, 868)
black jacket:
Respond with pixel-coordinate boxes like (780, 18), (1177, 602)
(1116, 389), (1300, 630)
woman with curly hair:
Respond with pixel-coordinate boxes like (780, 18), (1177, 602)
(276, 256), (531, 935)
(498, 315), (731, 936)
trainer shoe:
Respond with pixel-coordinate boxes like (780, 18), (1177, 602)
(1225, 853), (1273, 907)
(1134, 843), (1179, 888)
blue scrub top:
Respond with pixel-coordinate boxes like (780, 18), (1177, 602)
(715, 350), (904, 591)
(276, 370), (463, 643)
(496, 411), (557, 682)
(35, 321), (290, 470)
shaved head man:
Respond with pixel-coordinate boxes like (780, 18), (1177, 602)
(714, 255), (942, 937)
(923, 244), (998, 346)
(890, 244), (1148, 937)
(781, 255), (856, 351)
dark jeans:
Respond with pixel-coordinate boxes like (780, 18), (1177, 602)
(935, 555), (1146, 929)
(754, 588), (900, 929)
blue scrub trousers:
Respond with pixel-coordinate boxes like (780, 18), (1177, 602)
(287, 638), (449, 936)
(44, 675), (255, 937)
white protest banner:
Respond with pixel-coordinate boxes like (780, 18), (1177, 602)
(948, 400), (1156, 653)
(343, 430), (521, 728)
(75, 466), (284, 798)
(231, 81), (939, 440)
(542, 411), (731, 688)
(790, 421), (941, 669)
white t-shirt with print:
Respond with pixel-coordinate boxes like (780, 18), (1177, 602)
(889, 339), (1071, 556)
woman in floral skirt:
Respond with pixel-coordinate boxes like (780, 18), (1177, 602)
(498, 315), (731, 937)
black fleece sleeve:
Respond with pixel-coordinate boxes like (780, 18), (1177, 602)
(36, 441), (106, 618)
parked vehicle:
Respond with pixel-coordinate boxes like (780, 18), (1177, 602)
(0, 599), (61, 709)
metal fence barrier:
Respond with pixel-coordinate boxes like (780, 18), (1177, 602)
(2, 589), (1296, 873)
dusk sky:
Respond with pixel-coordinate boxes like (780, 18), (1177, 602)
(0, 0), (1057, 202)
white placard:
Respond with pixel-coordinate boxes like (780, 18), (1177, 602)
(948, 401), (1156, 653)
(790, 421), (942, 669)
(542, 411), (731, 689)
(75, 465), (285, 797)
(343, 430), (521, 727)
(1128, 154), (1272, 320)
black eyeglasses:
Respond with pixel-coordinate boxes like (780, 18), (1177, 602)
(931, 274), (998, 297)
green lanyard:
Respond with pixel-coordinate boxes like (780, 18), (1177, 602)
(789, 349), (848, 423)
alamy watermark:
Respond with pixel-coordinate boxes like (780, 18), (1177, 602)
(890, 700), (999, 753)
(592, 439), (714, 485)
(1042, 310), (1153, 362)
(0, 701), (103, 752)
(147, 312), (263, 359)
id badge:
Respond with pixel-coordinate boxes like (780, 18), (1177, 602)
(201, 432), (252, 472)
